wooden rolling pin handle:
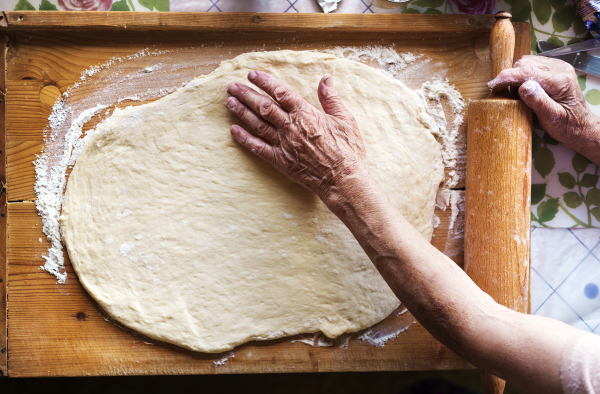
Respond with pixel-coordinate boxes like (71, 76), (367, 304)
(489, 11), (515, 100)
(490, 11), (515, 80)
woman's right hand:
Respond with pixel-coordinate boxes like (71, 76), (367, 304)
(489, 55), (600, 164)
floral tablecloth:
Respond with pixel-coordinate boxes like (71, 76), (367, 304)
(2, 0), (599, 334)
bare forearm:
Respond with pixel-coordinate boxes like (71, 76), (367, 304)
(324, 172), (495, 343)
(323, 173), (579, 393)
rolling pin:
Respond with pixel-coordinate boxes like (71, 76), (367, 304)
(464, 11), (532, 394)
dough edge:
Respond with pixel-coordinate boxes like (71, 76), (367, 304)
(60, 50), (443, 352)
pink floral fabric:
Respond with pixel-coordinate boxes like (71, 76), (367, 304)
(57, 0), (112, 11)
(448, 0), (496, 14)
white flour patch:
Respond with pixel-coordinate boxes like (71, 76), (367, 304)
(358, 322), (414, 347)
(418, 79), (466, 188)
(448, 190), (463, 232)
(325, 44), (420, 79)
(445, 190), (465, 258)
(213, 351), (234, 366)
(34, 104), (107, 283)
(421, 79), (465, 115)
(119, 243), (134, 256)
(432, 215), (441, 229)
(291, 323), (413, 349)
(291, 332), (336, 347)
(395, 307), (408, 317)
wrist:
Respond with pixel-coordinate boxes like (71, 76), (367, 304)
(572, 112), (600, 166)
(318, 164), (380, 216)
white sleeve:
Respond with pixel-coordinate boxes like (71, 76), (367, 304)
(561, 331), (600, 394)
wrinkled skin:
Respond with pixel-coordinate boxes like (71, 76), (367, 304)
(225, 69), (591, 394)
(225, 70), (368, 204)
(489, 55), (600, 165)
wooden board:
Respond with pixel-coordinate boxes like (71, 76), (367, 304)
(2, 12), (530, 377)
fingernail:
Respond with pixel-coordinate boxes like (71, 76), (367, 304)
(487, 79), (497, 89)
(227, 83), (238, 94)
(323, 74), (333, 87)
(248, 71), (257, 81)
(225, 97), (236, 109)
(520, 80), (539, 96)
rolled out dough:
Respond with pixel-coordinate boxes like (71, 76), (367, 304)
(60, 50), (444, 353)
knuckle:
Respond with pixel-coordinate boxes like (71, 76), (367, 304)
(238, 85), (249, 98)
(253, 143), (266, 157)
(237, 104), (249, 118)
(282, 119), (292, 131)
(274, 86), (292, 103)
(520, 65), (537, 78)
(255, 122), (271, 137)
(258, 99), (273, 117)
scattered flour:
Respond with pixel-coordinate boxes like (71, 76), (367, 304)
(418, 79), (466, 188)
(119, 243), (134, 256)
(421, 79), (466, 115)
(325, 45), (420, 78)
(358, 322), (414, 347)
(34, 104), (107, 283)
(432, 215), (441, 229)
(448, 190), (463, 232)
(434, 186), (464, 257)
(292, 312), (414, 349)
(213, 351), (235, 366)
(395, 307), (408, 317)
(291, 332), (336, 347)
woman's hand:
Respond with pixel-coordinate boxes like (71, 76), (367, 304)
(488, 55), (600, 164)
(225, 71), (370, 207)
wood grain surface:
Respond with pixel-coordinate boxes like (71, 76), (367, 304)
(465, 14), (531, 394)
(3, 14), (529, 377)
(0, 12), (496, 32)
(0, 29), (7, 377)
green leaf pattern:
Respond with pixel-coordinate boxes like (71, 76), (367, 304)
(522, 0), (600, 228)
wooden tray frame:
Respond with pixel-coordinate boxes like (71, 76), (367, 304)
(0, 12), (530, 377)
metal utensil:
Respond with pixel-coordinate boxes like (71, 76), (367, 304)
(537, 40), (600, 77)
(537, 38), (600, 57)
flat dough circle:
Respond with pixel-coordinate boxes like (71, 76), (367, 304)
(60, 50), (444, 353)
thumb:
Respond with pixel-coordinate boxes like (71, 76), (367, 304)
(519, 80), (565, 124)
(318, 75), (355, 124)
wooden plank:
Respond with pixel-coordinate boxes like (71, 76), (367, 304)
(0, 29), (6, 377)
(1, 12), (497, 33)
(2, 19), (522, 376)
(7, 201), (469, 377)
(513, 20), (531, 64)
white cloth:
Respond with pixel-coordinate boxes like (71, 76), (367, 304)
(562, 331), (600, 393)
